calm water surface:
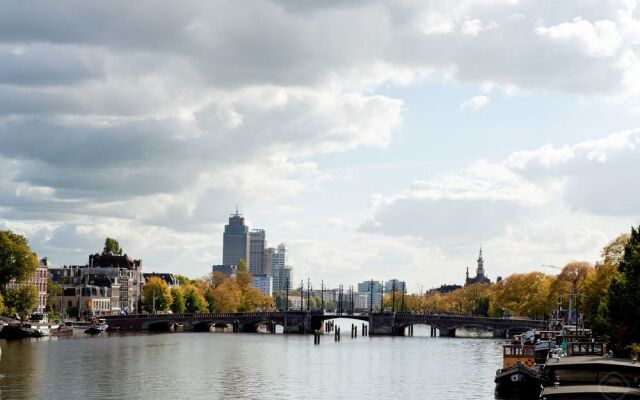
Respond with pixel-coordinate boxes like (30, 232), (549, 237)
(0, 320), (506, 400)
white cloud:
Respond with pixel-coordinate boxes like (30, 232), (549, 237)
(535, 17), (623, 58)
(362, 129), (640, 280)
(460, 95), (491, 110)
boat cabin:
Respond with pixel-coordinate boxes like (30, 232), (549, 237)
(565, 342), (607, 357)
(502, 344), (536, 369)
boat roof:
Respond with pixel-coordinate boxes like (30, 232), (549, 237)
(541, 385), (640, 397)
(545, 356), (640, 371)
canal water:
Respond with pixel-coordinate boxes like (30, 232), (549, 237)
(0, 319), (507, 400)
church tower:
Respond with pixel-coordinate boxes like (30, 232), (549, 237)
(476, 247), (485, 278)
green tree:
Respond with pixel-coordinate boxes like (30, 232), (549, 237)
(175, 274), (194, 286)
(102, 237), (123, 255)
(203, 287), (216, 313)
(46, 278), (63, 315)
(0, 291), (4, 314)
(608, 226), (640, 353)
(142, 277), (172, 313)
(183, 285), (209, 313)
(6, 284), (38, 321)
(0, 230), (39, 289)
(582, 233), (628, 335)
(170, 287), (186, 314)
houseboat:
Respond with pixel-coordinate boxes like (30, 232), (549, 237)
(495, 343), (542, 397)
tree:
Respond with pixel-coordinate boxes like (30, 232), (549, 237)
(581, 233), (628, 335)
(6, 284), (38, 321)
(608, 226), (640, 353)
(183, 285), (209, 313)
(170, 287), (186, 314)
(549, 261), (594, 320)
(142, 277), (172, 313)
(47, 278), (62, 315)
(102, 237), (123, 255)
(0, 230), (39, 289)
(0, 291), (4, 315)
(175, 274), (194, 286)
(212, 279), (241, 312)
(203, 287), (216, 313)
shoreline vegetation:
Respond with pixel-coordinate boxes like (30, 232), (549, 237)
(2, 225), (640, 356)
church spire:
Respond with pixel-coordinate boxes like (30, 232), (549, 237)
(476, 247), (485, 277)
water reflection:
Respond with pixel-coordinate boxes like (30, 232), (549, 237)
(1, 326), (508, 400)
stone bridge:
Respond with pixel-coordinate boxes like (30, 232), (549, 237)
(103, 311), (547, 337)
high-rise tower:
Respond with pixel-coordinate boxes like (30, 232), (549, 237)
(222, 208), (250, 266)
(249, 229), (266, 275)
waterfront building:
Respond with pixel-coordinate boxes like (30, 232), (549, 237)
(143, 272), (179, 288)
(48, 253), (143, 314)
(223, 208), (250, 266)
(51, 285), (113, 317)
(251, 274), (273, 297)
(465, 247), (491, 285)
(7, 257), (49, 314)
(88, 253), (143, 312)
(211, 264), (238, 278)
(384, 279), (406, 294)
(249, 229), (266, 275)
(357, 280), (383, 311)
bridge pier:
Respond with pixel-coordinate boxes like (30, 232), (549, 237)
(493, 329), (507, 338)
(439, 327), (456, 338)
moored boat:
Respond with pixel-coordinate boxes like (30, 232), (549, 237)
(495, 343), (542, 398)
(85, 318), (109, 335)
(0, 324), (42, 340)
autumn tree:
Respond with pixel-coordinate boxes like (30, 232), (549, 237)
(548, 261), (594, 321)
(0, 230), (39, 289)
(102, 237), (123, 255)
(142, 277), (172, 313)
(490, 272), (554, 319)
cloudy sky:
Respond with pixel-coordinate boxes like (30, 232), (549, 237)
(1, 0), (639, 291)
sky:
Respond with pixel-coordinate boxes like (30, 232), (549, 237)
(1, 0), (639, 292)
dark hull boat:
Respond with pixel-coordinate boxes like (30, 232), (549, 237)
(85, 324), (108, 334)
(0, 324), (42, 340)
(495, 362), (542, 397)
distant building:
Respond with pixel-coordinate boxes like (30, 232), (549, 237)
(263, 247), (274, 276)
(143, 273), (179, 288)
(384, 279), (406, 294)
(212, 264), (238, 278)
(251, 274), (273, 297)
(249, 229), (266, 275)
(357, 280), (383, 311)
(223, 208), (250, 266)
(465, 248), (491, 285)
(270, 244), (292, 292)
(431, 284), (462, 294)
